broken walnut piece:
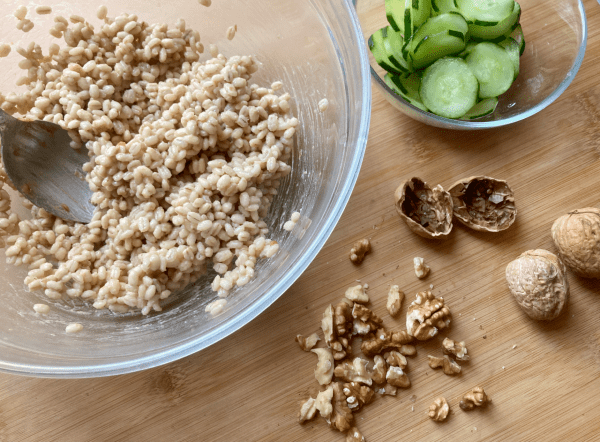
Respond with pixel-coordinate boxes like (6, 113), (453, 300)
(334, 301), (353, 337)
(298, 397), (318, 423)
(428, 355), (461, 375)
(384, 351), (407, 369)
(346, 427), (366, 442)
(386, 285), (404, 317)
(386, 366), (410, 388)
(459, 386), (490, 410)
(448, 176), (516, 233)
(442, 337), (470, 361)
(399, 344), (417, 356)
(428, 397), (450, 422)
(329, 382), (355, 433)
(406, 290), (451, 340)
(351, 303), (383, 335)
(322, 303), (351, 360)
(361, 328), (413, 357)
(370, 355), (387, 384)
(334, 357), (372, 386)
(315, 385), (335, 419)
(343, 381), (374, 412)
(345, 284), (369, 304)
(413, 257), (430, 279)
(394, 177), (453, 239)
(296, 333), (320, 351)
(312, 348), (334, 385)
(376, 383), (398, 396)
(349, 238), (371, 264)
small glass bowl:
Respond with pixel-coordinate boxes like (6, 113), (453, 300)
(356, 0), (587, 129)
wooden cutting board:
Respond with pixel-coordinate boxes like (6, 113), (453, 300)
(2, 1), (600, 441)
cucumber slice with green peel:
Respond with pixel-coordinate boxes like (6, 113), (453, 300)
(431, 0), (459, 16)
(412, 0), (433, 33)
(384, 73), (429, 111)
(467, 1), (520, 41)
(386, 0), (405, 32)
(507, 23), (525, 56)
(466, 42), (515, 98)
(458, 41), (477, 57)
(420, 57), (479, 118)
(498, 37), (520, 79)
(456, 0), (514, 26)
(369, 29), (406, 75)
(408, 13), (468, 69)
(459, 97), (498, 119)
(384, 26), (413, 72)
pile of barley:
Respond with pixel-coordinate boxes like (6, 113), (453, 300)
(0, 7), (297, 315)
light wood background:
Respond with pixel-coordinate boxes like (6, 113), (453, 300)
(2, 1), (600, 441)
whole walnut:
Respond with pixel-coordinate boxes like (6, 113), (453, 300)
(551, 208), (600, 278)
(505, 249), (569, 321)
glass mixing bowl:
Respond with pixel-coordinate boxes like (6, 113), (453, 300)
(356, 0), (587, 129)
(0, 0), (371, 377)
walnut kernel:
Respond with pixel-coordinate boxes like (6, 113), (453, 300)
(428, 355), (461, 375)
(343, 382), (374, 411)
(370, 355), (387, 384)
(345, 284), (369, 304)
(448, 176), (516, 232)
(551, 208), (600, 278)
(315, 385), (335, 419)
(406, 291), (451, 340)
(386, 366), (410, 388)
(334, 357), (372, 386)
(351, 304), (383, 335)
(349, 238), (371, 264)
(361, 328), (413, 357)
(395, 177), (453, 239)
(376, 383), (398, 396)
(505, 249), (569, 321)
(296, 333), (320, 351)
(414, 257), (430, 279)
(386, 285), (404, 317)
(459, 386), (490, 410)
(384, 351), (407, 369)
(428, 397), (450, 422)
(329, 382), (355, 432)
(442, 338), (469, 361)
(312, 348), (334, 385)
(399, 344), (417, 356)
(298, 397), (318, 423)
(346, 427), (366, 442)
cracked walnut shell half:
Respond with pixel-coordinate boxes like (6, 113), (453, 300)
(448, 176), (516, 232)
(551, 208), (600, 279)
(395, 177), (453, 239)
(505, 249), (569, 321)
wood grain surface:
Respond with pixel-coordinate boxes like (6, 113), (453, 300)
(2, 1), (600, 441)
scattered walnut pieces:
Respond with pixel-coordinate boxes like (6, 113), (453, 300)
(322, 303), (352, 360)
(386, 366), (411, 388)
(399, 344), (417, 357)
(395, 177), (453, 239)
(349, 239), (371, 264)
(459, 387), (490, 410)
(352, 303), (383, 336)
(316, 385), (335, 419)
(299, 397), (318, 423)
(343, 382), (374, 412)
(505, 249), (569, 321)
(345, 284), (369, 304)
(376, 383), (398, 396)
(296, 333), (320, 351)
(329, 382), (355, 432)
(361, 328), (413, 357)
(346, 427), (366, 442)
(386, 285), (404, 317)
(406, 291), (451, 340)
(428, 355), (461, 375)
(448, 176), (516, 232)
(334, 357), (372, 385)
(414, 257), (430, 279)
(370, 355), (388, 384)
(551, 208), (600, 279)
(428, 397), (450, 422)
(442, 338), (470, 361)
(312, 348), (334, 385)
(384, 351), (407, 369)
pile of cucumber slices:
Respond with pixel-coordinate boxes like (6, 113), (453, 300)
(370, 0), (525, 120)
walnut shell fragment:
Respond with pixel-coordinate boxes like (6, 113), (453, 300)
(395, 177), (453, 239)
(551, 208), (600, 278)
(448, 176), (516, 232)
(505, 249), (569, 321)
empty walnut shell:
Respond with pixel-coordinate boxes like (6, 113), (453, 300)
(448, 176), (516, 232)
(505, 249), (569, 321)
(394, 177), (453, 239)
(551, 208), (600, 279)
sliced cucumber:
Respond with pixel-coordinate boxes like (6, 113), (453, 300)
(384, 73), (429, 111)
(384, 26), (413, 72)
(468, 1), (520, 41)
(458, 41), (477, 57)
(466, 42), (515, 98)
(456, 0), (514, 26)
(412, 0), (433, 33)
(408, 13), (468, 69)
(420, 57), (478, 118)
(386, 0), (405, 32)
(431, 0), (459, 16)
(507, 23), (525, 56)
(369, 29), (406, 75)
(459, 97), (498, 119)
(498, 37), (519, 79)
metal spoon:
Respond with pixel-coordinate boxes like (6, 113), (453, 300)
(0, 109), (94, 224)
